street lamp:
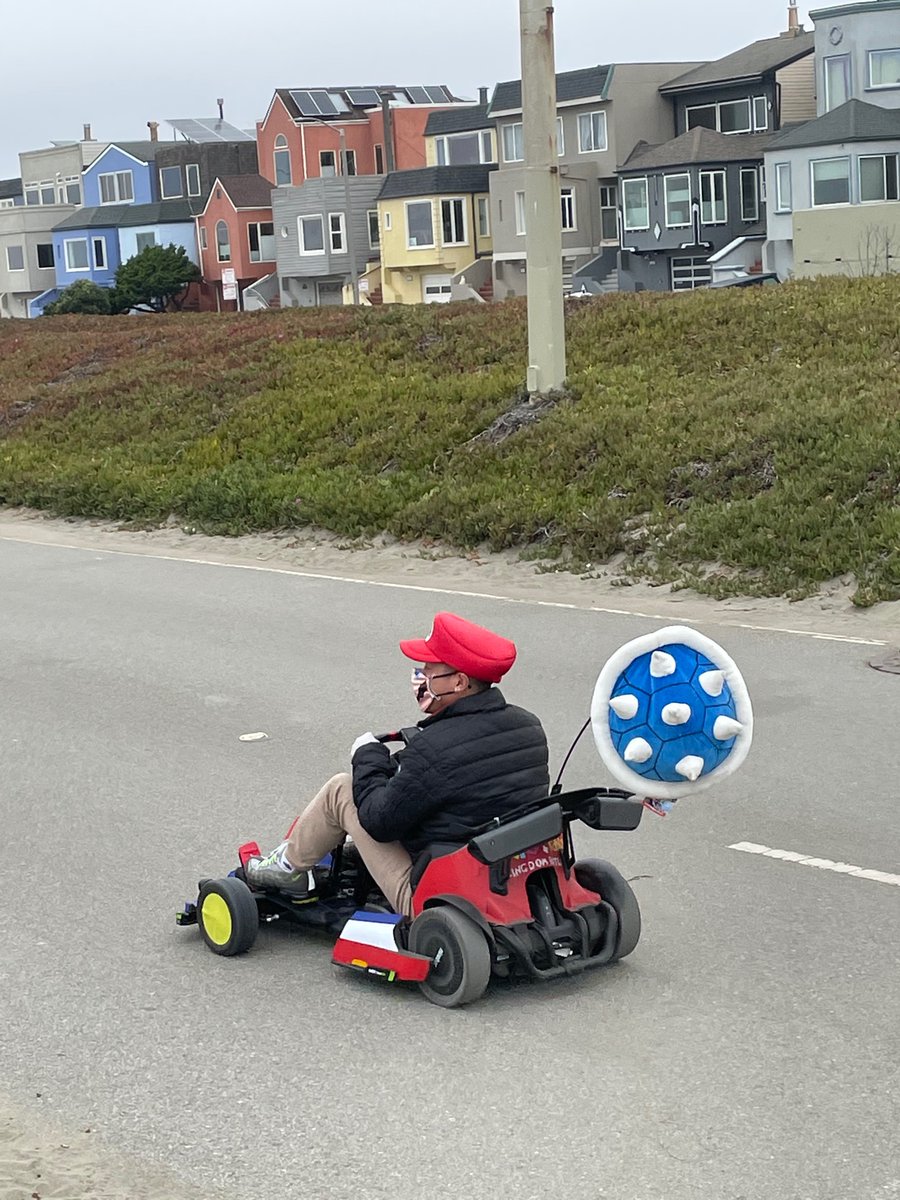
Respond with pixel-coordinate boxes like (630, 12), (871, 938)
(520, 0), (567, 392)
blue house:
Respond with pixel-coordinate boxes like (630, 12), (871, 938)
(50, 200), (199, 295)
(81, 142), (161, 208)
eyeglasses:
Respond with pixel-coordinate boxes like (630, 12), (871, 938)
(411, 668), (460, 683)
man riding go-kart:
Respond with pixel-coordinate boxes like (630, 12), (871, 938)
(179, 614), (753, 1007)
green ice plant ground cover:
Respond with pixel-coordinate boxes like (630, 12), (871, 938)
(0, 275), (897, 605)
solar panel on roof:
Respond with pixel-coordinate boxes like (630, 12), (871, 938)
(289, 90), (321, 117)
(346, 88), (381, 108)
(405, 86), (431, 105)
(425, 86), (450, 104)
(309, 90), (339, 116)
(167, 117), (255, 143)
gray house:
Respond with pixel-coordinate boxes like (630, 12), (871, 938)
(811, 0), (900, 114)
(617, 18), (816, 290)
(272, 175), (383, 306)
(487, 62), (700, 299)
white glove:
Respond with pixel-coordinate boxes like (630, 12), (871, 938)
(351, 732), (379, 758)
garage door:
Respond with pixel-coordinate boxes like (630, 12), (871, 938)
(422, 274), (452, 304)
(316, 280), (344, 306)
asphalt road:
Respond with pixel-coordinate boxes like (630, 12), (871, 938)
(1, 533), (898, 1200)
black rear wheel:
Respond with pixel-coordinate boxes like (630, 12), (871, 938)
(409, 907), (491, 1008)
(574, 858), (641, 960)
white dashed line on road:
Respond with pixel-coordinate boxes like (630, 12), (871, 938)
(729, 841), (900, 887)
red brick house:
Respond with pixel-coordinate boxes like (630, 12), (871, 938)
(197, 175), (276, 310)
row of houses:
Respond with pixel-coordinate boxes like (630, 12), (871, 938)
(1, 0), (898, 318)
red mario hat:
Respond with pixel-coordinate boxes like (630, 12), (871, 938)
(399, 612), (517, 684)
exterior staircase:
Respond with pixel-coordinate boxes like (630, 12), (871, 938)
(477, 277), (494, 302)
(367, 286), (384, 305)
(561, 256), (577, 295)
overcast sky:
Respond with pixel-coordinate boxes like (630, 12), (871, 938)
(0, 0), (813, 179)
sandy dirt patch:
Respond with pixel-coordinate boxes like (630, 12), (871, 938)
(0, 507), (897, 645)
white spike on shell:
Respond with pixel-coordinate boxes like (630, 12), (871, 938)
(661, 702), (691, 726)
(650, 650), (677, 678)
(609, 694), (639, 720)
(675, 754), (705, 781)
(623, 737), (653, 764)
(698, 669), (725, 697)
(713, 715), (744, 741)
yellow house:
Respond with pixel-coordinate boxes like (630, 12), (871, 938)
(376, 164), (496, 304)
(424, 100), (498, 168)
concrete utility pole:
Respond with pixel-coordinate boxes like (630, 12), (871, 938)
(520, 0), (566, 392)
(337, 127), (361, 305)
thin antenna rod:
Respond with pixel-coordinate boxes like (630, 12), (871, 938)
(552, 717), (591, 792)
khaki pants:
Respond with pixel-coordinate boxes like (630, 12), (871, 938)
(285, 773), (414, 917)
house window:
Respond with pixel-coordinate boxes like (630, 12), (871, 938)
(135, 232), (156, 252)
(329, 212), (346, 252)
(187, 164), (201, 197)
(36, 243), (54, 269)
(99, 170), (134, 203)
(739, 168), (759, 221)
(671, 256), (711, 290)
(92, 237), (107, 269)
(477, 196), (490, 238)
(248, 221), (275, 261)
(824, 56), (851, 111)
(216, 220), (231, 261)
(41, 183), (55, 205)
(66, 180), (82, 205)
(775, 163), (792, 211)
(700, 170), (726, 224)
(298, 214), (325, 253)
(578, 111), (608, 153)
(869, 49), (900, 89)
(199, 226), (208, 250)
(556, 116), (565, 157)
(367, 209), (380, 249)
(599, 184), (618, 240)
(24, 185), (40, 205)
(441, 197), (466, 245)
(344, 150), (357, 176)
(686, 98), (757, 134)
(375, 144), (385, 173)
(274, 135), (292, 185)
(383, 211), (392, 232)
(560, 187), (576, 230)
(502, 122), (524, 163)
(64, 239), (89, 271)
(159, 166), (183, 198)
(665, 173), (692, 228)
(811, 158), (851, 206)
(622, 177), (649, 231)
(320, 150), (337, 177)
(436, 131), (492, 165)
(514, 190), (527, 235)
(406, 200), (434, 247)
(859, 154), (900, 202)
(6, 245), (24, 271)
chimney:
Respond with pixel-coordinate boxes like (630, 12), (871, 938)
(147, 120), (159, 142)
(479, 86), (489, 106)
(217, 97), (225, 120)
(82, 123), (92, 142)
(786, 2), (801, 34)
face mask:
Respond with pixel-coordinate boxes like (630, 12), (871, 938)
(410, 668), (458, 713)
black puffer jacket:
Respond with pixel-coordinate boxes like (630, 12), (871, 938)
(352, 688), (549, 857)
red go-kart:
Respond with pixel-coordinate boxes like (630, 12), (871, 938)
(177, 731), (644, 1008)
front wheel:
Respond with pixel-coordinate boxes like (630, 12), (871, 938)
(408, 906), (491, 1008)
(197, 876), (259, 956)
(574, 858), (641, 960)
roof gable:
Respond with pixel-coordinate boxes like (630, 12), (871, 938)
(205, 173), (274, 211)
(489, 65), (613, 116)
(766, 99), (900, 150)
(620, 128), (772, 171)
(86, 142), (169, 173)
(425, 104), (492, 136)
(660, 31), (814, 93)
(377, 164), (496, 201)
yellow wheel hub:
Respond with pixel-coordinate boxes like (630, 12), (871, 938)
(201, 893), (233, 946)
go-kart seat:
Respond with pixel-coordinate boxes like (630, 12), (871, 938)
(410, 842), (466, 893)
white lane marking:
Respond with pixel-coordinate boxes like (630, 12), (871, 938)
(0, 531), (890, 647)
(730, 841), (900, 887)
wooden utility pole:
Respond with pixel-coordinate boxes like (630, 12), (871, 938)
(520, 0), (566, 392)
